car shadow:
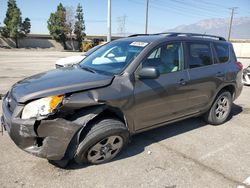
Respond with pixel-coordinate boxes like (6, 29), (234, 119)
(66, 103), (242, 170)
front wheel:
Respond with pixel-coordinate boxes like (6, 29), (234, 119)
(75, 118), (129, 165)
(204, 90), (232, 125)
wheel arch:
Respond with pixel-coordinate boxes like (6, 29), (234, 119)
(203, 83), (236, 114)
(221, 84), (235, 99)
(203, 84), (235, 125)
(78, 106), (129, 140)
(63, 104), (130, 161)
(215, 84), (236, 101)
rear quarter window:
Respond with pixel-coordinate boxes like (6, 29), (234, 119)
(230, 44), (237, 62)
(214, 43), (229, 63)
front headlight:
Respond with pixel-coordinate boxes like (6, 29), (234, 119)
(21, 95), (64, 120)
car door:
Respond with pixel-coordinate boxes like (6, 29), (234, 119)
(133, 42), (191, 131)
(185, 41), (225, 113)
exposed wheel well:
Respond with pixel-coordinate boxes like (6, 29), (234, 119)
(96, 109), (126, 124)
(77, 108), (128, 145)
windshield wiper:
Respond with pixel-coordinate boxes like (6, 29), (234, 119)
(81, 66), (96, 73)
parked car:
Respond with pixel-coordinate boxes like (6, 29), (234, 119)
(1, 33), (243, 167)
(55, 45), (103, 68)
(242, 65), (250, 85)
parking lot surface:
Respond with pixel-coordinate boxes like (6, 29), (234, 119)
(0, 50), (250, 188)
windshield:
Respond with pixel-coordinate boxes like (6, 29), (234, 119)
(83, 45), (102, 56)
(79, 40), (148, 74)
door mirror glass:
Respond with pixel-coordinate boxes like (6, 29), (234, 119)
(138, 67), (160, 79)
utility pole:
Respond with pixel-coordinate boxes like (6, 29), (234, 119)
(228, 7), (237, 41)
(107, 0), (112, 42)
(117, 15), (127, 36)
(145, 0), (149, 34)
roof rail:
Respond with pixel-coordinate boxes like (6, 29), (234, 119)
(128, 34), (149, 37)
(129, 32), (226, 41)
(156, 32), (226, 41)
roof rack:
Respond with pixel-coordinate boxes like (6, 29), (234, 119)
(159, 32), (226, 41)
(129, 32), (226, 41)
(128, 34), (149, 37)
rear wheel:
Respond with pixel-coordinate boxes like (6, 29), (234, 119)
(75, 118), (129, 164)
(204, 90), (232, 125)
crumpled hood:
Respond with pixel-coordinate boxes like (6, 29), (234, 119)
(11, 66), (114, 103)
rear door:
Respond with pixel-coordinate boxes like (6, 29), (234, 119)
(185, 41), (225, 112)
(133, 42), (191, 131)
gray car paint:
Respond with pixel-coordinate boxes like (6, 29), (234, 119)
(12, 66), (114, 103)
(1, 34), (243, 162)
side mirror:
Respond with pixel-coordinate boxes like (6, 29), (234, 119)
(137, 67), (160, 79)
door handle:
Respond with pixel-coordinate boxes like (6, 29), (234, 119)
(179, 79), (187, 85)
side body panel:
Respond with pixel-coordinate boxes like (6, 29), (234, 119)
(133, 70), (190, 130)
(186, 63), (225, 113)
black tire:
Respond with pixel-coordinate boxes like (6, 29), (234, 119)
(75, 118), (129, 165)
(204, 90), (232, 125)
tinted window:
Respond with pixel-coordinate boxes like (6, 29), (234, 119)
(142, 42), (183, 74)
(187, 42), (213, 68)
(214, 43), (229, 63)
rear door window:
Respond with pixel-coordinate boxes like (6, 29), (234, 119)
(214, 43), (229, 63)
(187, 42), (213, 68)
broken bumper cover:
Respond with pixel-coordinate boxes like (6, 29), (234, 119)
(1, 98), (82, 161)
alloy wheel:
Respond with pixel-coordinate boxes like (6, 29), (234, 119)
(87, 135), (123, 164)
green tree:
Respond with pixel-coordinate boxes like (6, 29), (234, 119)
(74, 3), (85, 50)
(21, 18), (31, 34)
(1, 0), (31, 48)
(47, 3), (68, 50)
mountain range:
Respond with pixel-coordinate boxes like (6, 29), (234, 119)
(167, 17), (250, 39)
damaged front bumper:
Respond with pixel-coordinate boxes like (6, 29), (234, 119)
(1, 96), (82, 161)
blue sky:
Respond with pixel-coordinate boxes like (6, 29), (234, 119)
(0, 0), (249, 35)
